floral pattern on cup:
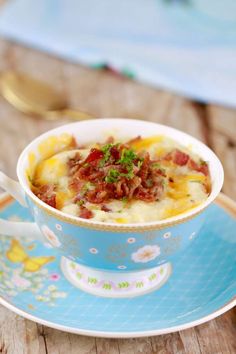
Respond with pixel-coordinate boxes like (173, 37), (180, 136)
(49, 273), (60, 281)
(11, 269), (31, 289)
(41, 225), (61, 248)
(55, 224), (62, 231)
(131, 245), (161, 263)
(117, 265), (127, 270)
(0, 236), (66, 306)
(89, 248), (98, 254)
(127, 237), (136, 244)
(163, 232), (171, 239)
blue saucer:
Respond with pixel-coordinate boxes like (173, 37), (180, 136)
(0, 194), (235, 338)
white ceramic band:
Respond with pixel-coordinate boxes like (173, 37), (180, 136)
(0, 171), (43, 240)
(0, 171), (27, 206)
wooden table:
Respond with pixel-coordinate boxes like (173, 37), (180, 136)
(0, 38), (235, 354)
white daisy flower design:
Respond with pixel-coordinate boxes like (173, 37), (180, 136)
(41, 225), (61, 248)
(89, 248), (98, 254)
(131, 245), (161, 263)
(118, 265), (127, 270)
(127, 237), (136, 244)
(163, 232), (171, 239)
(55, 224), (62, 231)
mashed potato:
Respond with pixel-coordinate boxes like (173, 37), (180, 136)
(31, 135), (211, 223)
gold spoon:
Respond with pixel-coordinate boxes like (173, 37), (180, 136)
(0, 71), (93, 120)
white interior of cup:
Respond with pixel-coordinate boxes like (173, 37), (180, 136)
(17, 119), (224, 228)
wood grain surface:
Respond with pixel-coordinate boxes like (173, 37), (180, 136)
(0, 38), (235, 354)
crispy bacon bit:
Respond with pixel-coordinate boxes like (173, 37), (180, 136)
(84, 148), (104, 164)
(198, 163), (209, 176)
(188, 159), (209, 176)
(68, 142), (166, 204)
(79, 206), (93, 219)
(164, 149), (189, 166)
(68, 152), (81, 175)
(33, 136), (210, 212)
(101, 205), (111, 212)
(128, 176), (142, 199)
(138, 153), (150, 181)
(86, 189), (108, 203)
(34, 185), (56, 208)
(70, 180), (85, 195)
(110, 146), (120, 160)
(127, 135), (142, 146)
(188, 158), (198, 171)
(164, 152), (172, 161)
(165, 150), (209, 176)
(173, 149), (189, 166)
(70, 136), (78, 148)
(135, 183), (164, 202)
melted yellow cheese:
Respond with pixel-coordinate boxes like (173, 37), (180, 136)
(38, 133), (75, 160)
(115, 217), (128, 224)
(163, 200), (201, 219)
(131, 136), (163, 150)
(26, 152), (37, 184)
(167, 174), (206, 200)
(34, 157), (68, 185)
(31, 134), (210, 223)
(183, 174), (206, 182)
(56, 190), (74, 209)
(155, 146), (166, 157)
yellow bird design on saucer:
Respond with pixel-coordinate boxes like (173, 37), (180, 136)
(6, 239), (55, 272)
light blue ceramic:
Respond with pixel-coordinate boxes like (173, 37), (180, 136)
(26, 194), (206, 271)
(0, 194), (235, 337)
(0, 120), (224, 280)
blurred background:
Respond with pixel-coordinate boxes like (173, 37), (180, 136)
(0, 1), (235, 351)
(1, 0), (236, 106)
(0, 0), (235, 193)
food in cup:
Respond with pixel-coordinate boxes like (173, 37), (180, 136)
(0, 119), (224, 285)
(30, 135), (211, 223)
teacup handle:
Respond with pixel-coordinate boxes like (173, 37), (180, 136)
(0, 171), (43, 240)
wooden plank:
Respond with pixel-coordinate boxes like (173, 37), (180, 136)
(40, 326), (96, 354)
(62, 59), (175, 120)
(0, 307), (46, 354)
(208, 105), (236, 143)
(163, 98), (206, 142)
(118, 337), (153, 354)
(0, 39), (67, 179)
(210, 130), (236, 199)
(214, 308), (236, 354)
(95, 337), (120, 354)
(179, 328), (202, 354)
(151, 332), (186, 354)
(194, 318), (236, 354)
(208, 105), (236, 200)
(0, 38), (176, 121)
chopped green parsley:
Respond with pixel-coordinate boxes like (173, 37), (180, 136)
(105, 169), (120, 183)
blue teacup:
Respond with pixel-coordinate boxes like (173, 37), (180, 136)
(0, 119), (224, 297)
